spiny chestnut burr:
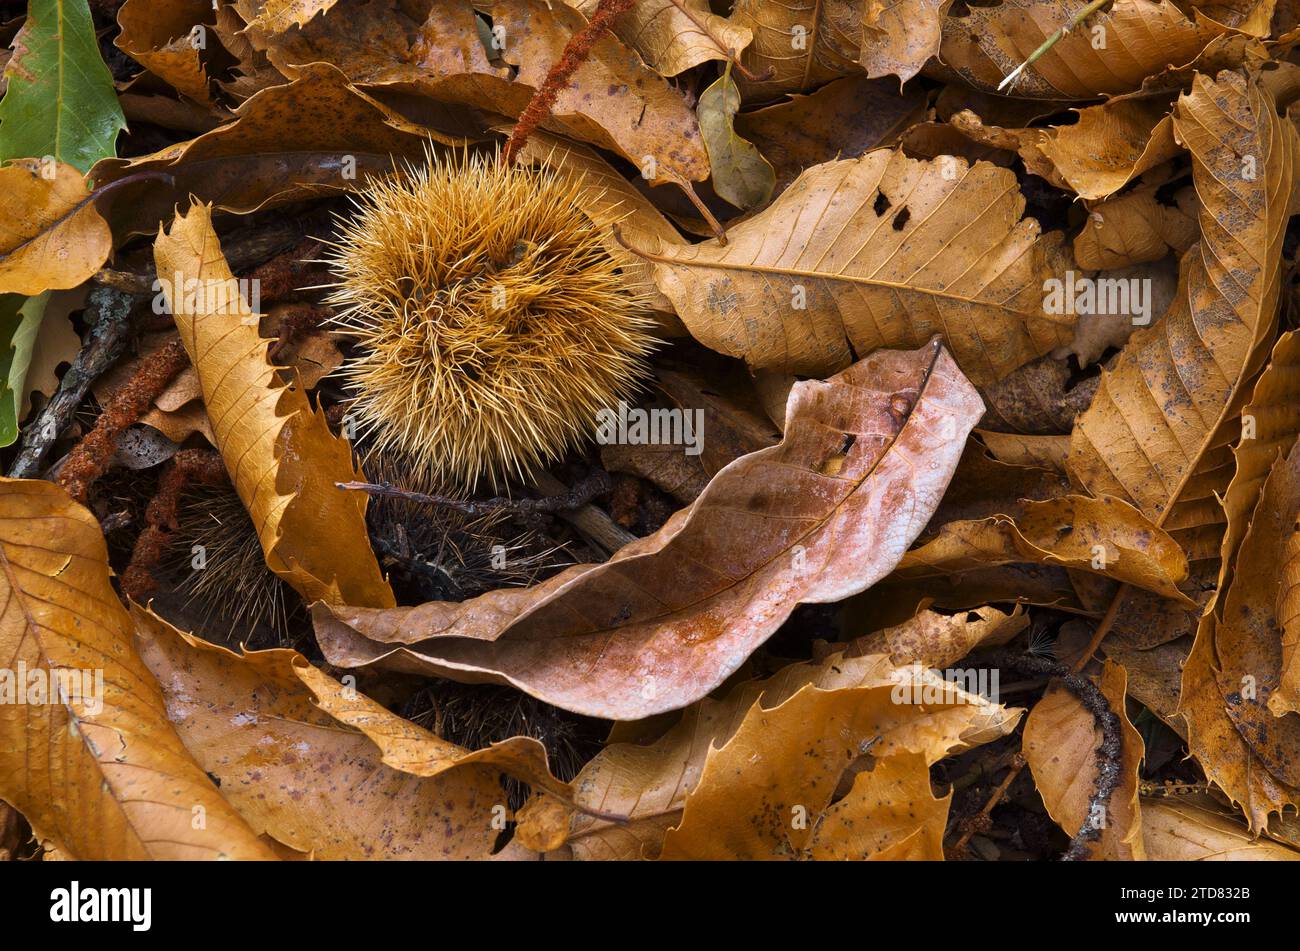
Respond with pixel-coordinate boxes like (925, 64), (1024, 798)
(323, 150), (656, 490)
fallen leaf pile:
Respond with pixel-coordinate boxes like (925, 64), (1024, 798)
(1, 0), (1300, 863)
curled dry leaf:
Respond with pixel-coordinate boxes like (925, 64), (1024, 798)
(859, 0), (955, 86)
(831, 604), (1028, 670)
(467, 0), (711, 186)
(1069, 71), (1297, 581)
(896, 496), (1195, 604)
(566, 0), (753, 76)
(660, 700), (948, 860)
(0, 159), (111, 296)
(730, 0), (862, 100)
(154, 201), (394, 609)
(1022, 661), (1146, 860)
(641, 149), (1074, 385)
(977, 431), (1071, 473)
(1211, 330), (1300, 609)
(521, 648), (1019, 859)
(0, 479), (276, 860)
(91, 63), (434, 237)
(1181, 428), (1300, 828)
(211, 1), (286, 101)
(132, 608), (567, 859)
(241, 0), (509, 86)
(1185, 332), (1300, 826)
(1143, 800), (1300, 860)
(731, 0), (950, 97)
(1181, 618), (1300, 829)
(733, 76), (928, 196)
(115, 0), (214, 105)
(936, 0), (1228, 100)
(314, 339), (983, 719)
(1037, 101), (1181, 201)
(237, 0), (340, 40)
(258, 0), (709, 188)
(1074, 185), (1198, 270)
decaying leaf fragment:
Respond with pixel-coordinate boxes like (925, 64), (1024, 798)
(567, 0), (753, 76)
(315, 339), (983, 719)
(521, 647), (1019, 859)
(154, 200), (394, 609)
(661, 694), (949, 860)
(896, 495), (1194, 603)
(731, 0), (949, 96)
(90, 63), (434, 237)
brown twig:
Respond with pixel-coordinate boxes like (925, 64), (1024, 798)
(56, 337), (190, 504)
(120, 449), (227, 601)
(951, 751), (1025, 858)
(96, 218), (308, 297)
(1072, 586), (1126, 674)
(949, 651), (1122, 861)
(673, 176), (728, 244)
(336, 470), (615, 519)
(8, 286), (138, 480)
(501, 0), (637, 166)
(532, 470), (637, 555)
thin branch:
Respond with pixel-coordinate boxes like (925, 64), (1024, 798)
(949, 651), (1123, 861)
(336, 470), (614, 519)
(997, 0), (1111, 92)
(672, 177), (728, 244)
(8, 285), (138, 479)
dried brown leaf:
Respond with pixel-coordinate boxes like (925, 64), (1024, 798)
(314, 340), (983, 719)
(0, 159), (111, 295)
(643, 149), (1074, 385)
(1023, 661), (1146, 860)
(154, 201), (394, 609)
(0, 479), (276, 860)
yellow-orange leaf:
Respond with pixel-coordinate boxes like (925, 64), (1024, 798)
(0, 479), (275, 860)
(154, 200), (394, 609)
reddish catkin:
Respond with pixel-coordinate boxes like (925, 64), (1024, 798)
(500, 0), (637, 166)
(244, 238), (325, 303)
(120, 448), (227, 601)
(57, 336), (191, 505)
